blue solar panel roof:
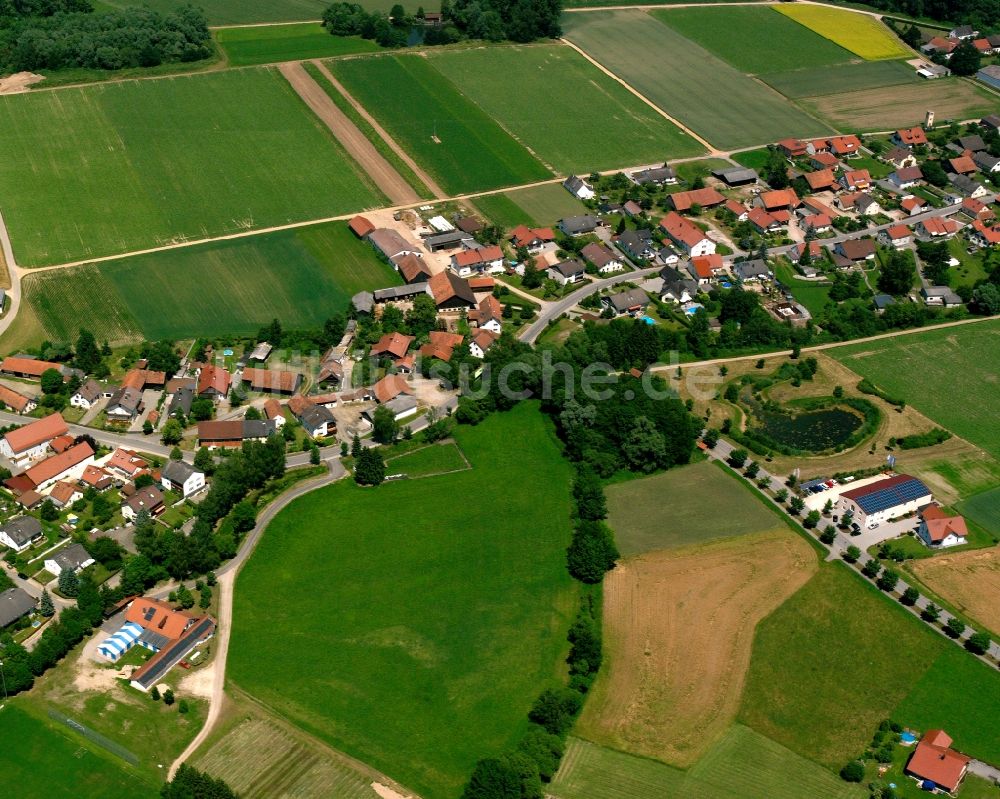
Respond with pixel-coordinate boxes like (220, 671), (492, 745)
(854, 477), (930, 514)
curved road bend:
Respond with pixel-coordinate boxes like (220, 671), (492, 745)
(168, 457), (346, 778)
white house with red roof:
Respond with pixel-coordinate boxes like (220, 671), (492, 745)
(905, 730), (969, 793)
(660, 212), (715, 257)
(918, 505), (968, 548)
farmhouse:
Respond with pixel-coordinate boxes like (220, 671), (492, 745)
(468, 295), (503, 333)
(0, 384), (36, 415)
(917, 505), (968, 548)
(374, 374), (413, 405)
(0, 516), (43, 553)
(369, 228), (420, 260)
(668, 187), (725, 213)
(287, 395), (335, 438)
(757, 188), (800, 212)
(161, 460), (205, 498)
(198, 419), (277, 449)
(6, 441), (95, 496)
(804, 169), (837, 191)
(70, 379), (102, 410)
(429, 271), (477, 312)
(603, 288), (648, 317)
(660, 212), (716, 257)
(197, 365), (231, 399)
(581, 242), (624, 273)
(563, 174), (595, 200)
(241, 368), (302, 395)
(509, 225), (555, 251)
(122, 369), (165, 391)
(316, 352), (344, 388)
(423, 230), (473, 252)
(837, 474), (932, 527)
(44, 542), (95, 577)
(469, 329), (499, 359)
(394, 253), (432, 284)
(0, 587), (35, 629)
(629, 164), (676, 185)
(122, 485), (165, 522)
(371, 332), (414, 363)
(348, 215), (375, 238)
(723, 199), (749, 221)
(546, 260), (586, 286)
(748, 207), (781, 233)
(905, 730), (969, 794)
(558, 215), (600, 236)
(0, 412), (69, 465)
(373, 283), (430, 307)
(0, 356), (78, 382)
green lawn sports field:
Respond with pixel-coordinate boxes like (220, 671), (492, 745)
(216, 23), (380, 66)
(229, 405), (579, 799)
(17, 222), (398, 345)
(0, 704), (158, 799)
(606, 461), (784, 556)
(0, 68), (385, 267)
(430, 44), (705, 173)
(774, 4), (912, 60)
(562, 10), (832, 150)
(759, 59), (919, 99)
(329, 54), (551, 195)
(651, 7), (853, 74)
(831, 320), (1000, 459)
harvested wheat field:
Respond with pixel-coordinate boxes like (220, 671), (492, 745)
(910, 548), (1000, 639)
(576, 530), (817, 767)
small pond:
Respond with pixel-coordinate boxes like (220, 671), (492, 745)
(754, 405), (863, 452)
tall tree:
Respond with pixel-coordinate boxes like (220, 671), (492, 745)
(74, 328), (102, 373)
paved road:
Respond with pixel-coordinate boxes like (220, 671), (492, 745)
(168, 458), (346, 778)
(702, 437), (1000, 662)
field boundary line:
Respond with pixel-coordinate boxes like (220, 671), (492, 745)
(278, 61), (421, 206)
(311, 59), (450, 199)
(558, 37), (718, 154)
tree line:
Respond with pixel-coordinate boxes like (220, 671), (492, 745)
(0, 4), (211, 73)
(849, 0), (999, 30)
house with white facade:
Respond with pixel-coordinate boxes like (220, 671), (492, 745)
(917, 505), (968, 548)
(837, 474), (932, 528)
(161, 460), (206, 498)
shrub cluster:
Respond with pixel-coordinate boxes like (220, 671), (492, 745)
(894, 428), (951, 450)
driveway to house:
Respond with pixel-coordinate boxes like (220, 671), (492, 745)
(167, 458), (346, 778)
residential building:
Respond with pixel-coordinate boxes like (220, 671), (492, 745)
(603, 288), (649, 317)
(660, 212), (716, 257)
(801, 213), (832, 235)
(892, 127), (928, 147)
(917, 217), (962, 238)
(777, 137), (807, 158)
(263, 399), (286, 429)
(748, 207), (781, 234)
(373, 374), (412, 405)
(0, 516), (43, 552)
(558, 215), (600, 236)
(0, 412), (69, 465)
(0, 587), (35, 628)
(947, 173), (989, 199)
(371, 332), (414, 363)
(901, 196), (927, 215)
(48, 481), (81, 508)
(563, 174), (595, 200)
(468, 296), (503, 334)
(581, 242), (624, 274)
(973, 151), (1000, 174)
(81, 465), (113, 491)
(469, 329), (499, 359)
(918, 505), (968, 548)
(757, 188), (800, 212)
(883, 147), (917, 169)
(428, 271), (477, 312)
(905, 730), (969, 794)
(957, 134), (987, 152)
(287, 395), (335, 438)
(834, 238), (876, 262)
(105, 386), (144, 421)
(971, 219), (1000, 247)
(841, 169), (871, 191)
(687, 253), (726, 285)
(837, 474), (932, 527)
(197, 419), (276, 449)
(628, 164), (677, 185)
(44, 542), (95, 577)
(241, 368), (302, 395)
(804, 169), (837, 191)
(509, 225), (555, 251)
(733, 259), (770, 282)
(161, 461), (206, 498)
(659, 266), (698, 304)
(197, 365), (231, 400)
(70, 379), (102, 410)
(723, 198), (749, 221)
(879, 225), (912, 249)
(888, 166), (923, 189)
(106, 448), (150, 481)
(615, 229), (656, 261)
(449, 245), (504, 277)
(122, 485), (165, 521)
(922, 286), (964, 307)
(546, 260), (587, 286)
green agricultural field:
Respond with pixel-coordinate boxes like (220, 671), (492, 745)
(229, 404), (579, 799)
(431, 44), (704, 173)
(606, 460), (784, 556)
(959, 487), (1000, 536)
(550, 729), (863, 799)
(894, 648), (1000, 766)
(562, 11), (832, 150)
(216, 23), (380, 66)
(737, 564), (1000, 769)
(98, 0), (360, 25)
(652, 7), (852, 74)
(385, 441), (469, 478)
(0, 703), (158, 799)
(14, 222), (399, 346)
(329, 55), (551, 195)
(475, 183), (587, 228)
(760, 59), (919, 99)
(732, 148), (771, 170)
(831, 320), (1000, 459)
(0, 68), (384, 267)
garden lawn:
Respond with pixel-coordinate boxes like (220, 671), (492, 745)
(216, 23), (381, 66)
(774, 260), (832, 317)
(98, 0), (373, 24)
(562, 10), (832, 150)
(15, 221), (398, 345)
(774, 4), (912, 60)
(652, 7), (852, 74)
(760, 60), (918, 99)
(830, 319), (1000, 459)
(329, 55), (551, 194)
(0, 703), (158, 799)
(385, 441), (469, 478)
(229, 404), (579, 799)
(430, 44), (704, 173)
(0, 68), (384, 267)
(606, 460), (783, 556)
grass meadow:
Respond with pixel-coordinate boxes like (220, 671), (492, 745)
(738, 563), (1000, 768)
(760, 59), (919, 99)
(431, 44), (705, 173)
(0, 703), (158, 799)
(774, 4), (912, 60)
(652, 7), (853, 74)
(329, 55), (551, 194)
(97, 0), (348, 24)
(0, 68), (384, 267)
(14, 222), (398, 346)
(216, 23), (381, 66)
(774, 260), (832, 316)
(959, 486), (1000, 536)
(606, 460), (784, 556)
(549, 729), (863, 799)
(831, 319), (1000, 459)
(385, 441), (469, 478)
(475, 183), (588, 228)
(562, 10), (832, 150)
(229, 404), (579, 799)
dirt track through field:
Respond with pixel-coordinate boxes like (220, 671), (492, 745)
(278, 62), (420, 206)
(577, 531), (817, 767)
(910, 549), (1000, 639)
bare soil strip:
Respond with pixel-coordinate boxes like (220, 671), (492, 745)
(310, 59), (448, 199)
(577, 530), (817, 767)
(278, 61), (420, 206)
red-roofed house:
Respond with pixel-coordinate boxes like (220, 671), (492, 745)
(905, 730), (969, 793)
(0, 384), (36, 415)
(893, 127), (928, 147)
(0, 356), (67, 380)
(971, 219), (1000, 247)
(801, 213), (832, 235)
(723, 199), (748, 221)
(757, 189), (800, 212)
(371, 332), (414, 362)
(826, 135), (862, 158)
(809, 152), (839, 170)
(804, 169), (837, 191)
(106, 448), (150, 480)
(917, 217), (961, 238)
(373, 374), (413, 405)
(197, 365), (231, 399)
(449, 245), (504, 277)
(668, 187), (726, 213)
(469, 329), (499, 359)
(841, 169), (871, 191)
(901, 196), (927, 216)
(960, 197), (995, 223)
(687, 254), (726, 285)
(81, 465), (113, 490)
(748, 207), (780, 233)
(509, 225), (555, 251)
(13, 442), (95, 493)
(0, 412), (69, 466)
(879, 224), (912, 249)
(660, 212), (715, 257)
(918, 505), (968, 548)
(948, 155), (977, 175)
(241, 368), (303, 395)
(419, 331), (465, 363)
(777, 138), (807, 158)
